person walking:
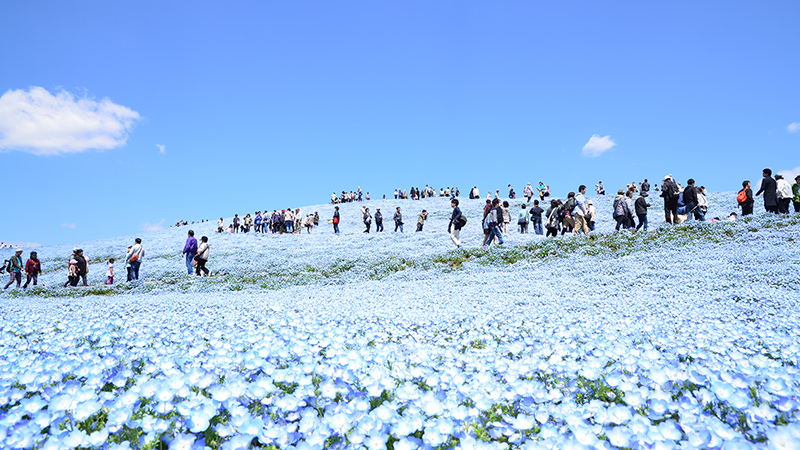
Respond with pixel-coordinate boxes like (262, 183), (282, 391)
(573, 185), (590, 236)
(776, 175), (792, 214)
(586, 200), (597, 231)
(75, 249), (89, 286)
(695, 186), (708, 221)
(416, 210), (428, 232)
(22, 251), (41, 288)
(375, 208), (384, 232)
(755, 168), (779, 213)
(393, 207), (403, 232)
(738, 181), (755, 216)
(613, 190), (628, 231)
(124, 246), (133, 282)
(530, 200), (544, 235)
(195, 236), (210, 276)
(332, 206), (340, 234)
(502, 201), (511, 233)
(683, 179), (699, 221)
(363, 207), (372, 233)
(4, 248), (24, 289)
(793, 175), (800, 213)
(661, 175), (679, 224)
(518, 204), (528, 233)
(127, 238), (144, 281)
(448, 199), (464, 248)
(483, 198), (504, 247)
(641, 179), (650, 194)
(545, 199), (562, 237)
(106, 258), (115, 285)
(524, 183), (534, 202)
(182, 230), (198, 275)
(634, 192), (651, 232)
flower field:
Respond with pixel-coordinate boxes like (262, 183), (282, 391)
(1, 193), (799, 449)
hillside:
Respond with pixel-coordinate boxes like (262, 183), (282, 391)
(1, 192), (799, 449)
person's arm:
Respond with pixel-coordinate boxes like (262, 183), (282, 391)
(755, 181), (765, 196)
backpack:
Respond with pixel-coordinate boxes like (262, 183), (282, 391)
(565, 197), (577, 213)
(455, 216), (467, 228)
(737, 189), (747, 204)
(1, 260), (9, 273)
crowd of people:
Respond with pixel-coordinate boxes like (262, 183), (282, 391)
(3, 169), (799, 290)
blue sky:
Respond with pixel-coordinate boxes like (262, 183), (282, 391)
(1, 1), (798, 245)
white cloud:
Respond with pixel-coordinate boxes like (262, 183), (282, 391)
(582, 134), (616, 157)
(0, 86), (140, 155)
(778, 166), (800, 181)
(142, 220), (165, 232)
(788, 122), (800, 133)
(156, 144), (166, 154)
(61, 223), (76, 229)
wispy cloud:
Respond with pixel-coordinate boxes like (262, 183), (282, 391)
(142, 220), (165, 232)
(788, 122), (800, 134)
(156, 144), (166, 155)
(0, 86), (140, 155)
(61, 222), (76, 229)
(582, 134), (616, 157)
(778, 166), (800, 181)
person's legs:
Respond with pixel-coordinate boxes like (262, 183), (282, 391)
(616, 216), (625, 231)
(794, 201), (800, 213)
(684, 202), (697, 221)
(416, 223), (423, 232)
(694, 208), (706, 221)
(23, 274), (32, 288)
(450, 228), (461, 247)
(333, 223), (339, 234)
(127, 267), (133, 282)
(534, 220), (543, 235)
(131, 261), (140, 280)
(185, 253), (194, 275)
(81, 274), (88, 286)
(636, 214), (647, 231)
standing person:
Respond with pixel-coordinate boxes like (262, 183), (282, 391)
(562, 192), (576, 235)
(182, 230), (198, 275)
(635, 192), (651, 232)
(661, 175), (679, 224)
(393, 207), (403, 232)
(738, 181), (755, 216)
(524, 183), (534, 202)
(530, 200), (544, 235)
(483, 199), (504, 247)
(314, 211), (320, 228)
(416, 210), (428, 232)
(394, 189), (398, 199)
(22, 251), (41, 288)
(74, 249), (89, 286)
(613, 190), (627, 231)
(538, 182), (547, 201)
(217, 217), (224, 233)
(793, 176), (800, 213)
(573, 185), (590, 236)
(375, 208), (384, 232)
(124, 246), (133, 282)
(641, 179), (650, 194)
(106, 258), (115, 285)
(683, 179), (699, 220)
(284, 209), (294, 233)
(4, 249), (24, 289)
(448, 199), (464, 248)
(481, 199), (493, 246)
(586, 200), (597, 231)
(508, 185), (516, 199)
(127, 238), (144, 281)
(544, 200), (562, 237)
(501, 201), (511, 233)
(332, 206), (340, 234)
(775, 175), (792, 214)
(64, 253), (80, 287)
(254, 212), (262, 233)
(363, 207), (372, 233)
(695, 186), (708, 221)
(195, 236), (210, 276)
(233, 214), (240, 233)
(624, 190), (635, 229)
(755, 168), (779, 213)
(518, 204), (528, 233)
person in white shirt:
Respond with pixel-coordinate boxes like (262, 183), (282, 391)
(776, 174), (793, 214)
(573, 185), (590, 235)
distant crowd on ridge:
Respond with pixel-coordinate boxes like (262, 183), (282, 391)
(2, 169), (799, 290)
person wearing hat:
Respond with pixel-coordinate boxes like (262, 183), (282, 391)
(3, 248), (24, 289)
(635, 191), (652, 232)
(586, 199), (596, 231)
(660, 175), (680, 224)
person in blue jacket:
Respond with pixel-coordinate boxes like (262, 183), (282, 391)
(181, 230), (198, 275)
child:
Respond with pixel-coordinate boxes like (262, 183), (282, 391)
(64, 254), (79, 287)
(106, 258), (115, 285)
(23, 251), (41, 288)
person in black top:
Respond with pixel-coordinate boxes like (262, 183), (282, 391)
(641, 179), (650, 193)
(332, 207), (340, 234)
(74, 249), (89, 286)
(374, 208), (383, 232)
(738, 180), (755, 216)
(661, 175), (679, 224)
(448, 199), (463, 248)
(755, 168), (778, 213)
(683, 179), (698, 220)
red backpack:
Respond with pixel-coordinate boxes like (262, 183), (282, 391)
(737, 189), (747, 204)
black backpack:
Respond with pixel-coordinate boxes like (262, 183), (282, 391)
(565, 197), (577, 213)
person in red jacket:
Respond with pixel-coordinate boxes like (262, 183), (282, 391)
(23, 251), (42, 288)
